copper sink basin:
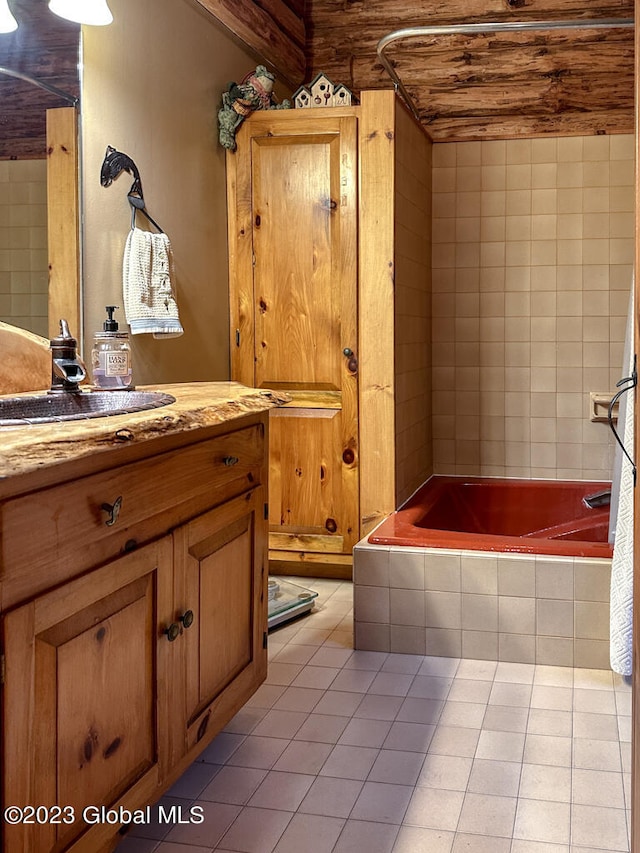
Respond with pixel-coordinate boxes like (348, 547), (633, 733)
(0, 390), (176, 425)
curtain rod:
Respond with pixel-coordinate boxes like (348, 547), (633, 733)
(0, 66), (78, 106)
(376, 18), (635, 121)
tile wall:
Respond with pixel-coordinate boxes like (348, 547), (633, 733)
(0, 159), (48, 338)
(394, 107), (433, 505)
(353, 543), (612, 669)
(431, 135), (634, 480)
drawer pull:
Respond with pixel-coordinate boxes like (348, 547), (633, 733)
(164, 623), (180, 642)
(101, 496), (123, 526)
(222, 455), (240, 467)
(179, 610), (194, 629)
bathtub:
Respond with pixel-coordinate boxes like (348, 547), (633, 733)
(368, 476), (613, 559)
(354, 476), (614, 668)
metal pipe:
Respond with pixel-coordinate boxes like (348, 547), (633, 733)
(376, 18), (635, 121)
(0, 66), (78, 106)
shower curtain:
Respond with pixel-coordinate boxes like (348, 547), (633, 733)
(609, 285), (635, 676)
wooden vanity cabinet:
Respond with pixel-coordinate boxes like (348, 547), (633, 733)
(0, 411), (269, 853)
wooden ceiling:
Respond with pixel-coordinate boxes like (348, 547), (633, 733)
(202, 0), (635, 141)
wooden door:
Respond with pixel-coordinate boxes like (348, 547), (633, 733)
(174, 488), (267, 753)
(229, 114), (359, 563)
(1, 537), (173, 853)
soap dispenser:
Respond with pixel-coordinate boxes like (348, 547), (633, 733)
(91, 306), (133, 389)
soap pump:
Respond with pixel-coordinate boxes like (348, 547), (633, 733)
(91, 305), (133, 389)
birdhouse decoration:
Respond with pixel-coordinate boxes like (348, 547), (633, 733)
(333, 84), (352, 107)
(293, 85), (311, 108)
(310, 73), (335, 107)
(293, 74), (354, 109)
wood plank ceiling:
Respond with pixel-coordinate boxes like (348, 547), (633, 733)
(198, 0), (635, 141)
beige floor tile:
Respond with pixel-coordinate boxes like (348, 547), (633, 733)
(482, 704), (529, 733)
(446, 678), (492, 703)
(312, 690), (365, 717)
(368, 671), (415, 696)
(199, 765), (267, 805)
(226, 735), (291, 770)
(511, 842), (568, 852)
(489, 681), (533, 707)
(476, 729), (525, 762)
(332, 819), (400, 853)
(368, 749), (426, 785)
(519, 763), (571, 802)
(397, 696), (445, 724)
(272, 812), (345, 853)
(408, 674), (453, 699)
(318, 744), (379, 780)
(350, 780), (414, 823)
(457, 791), (518, 837)
(495, 661), (535, 683)
(523, 734), (572, 767)
(403, 786), (465, 831)
(343, 650), (388, 671)
(272, 740), (334, 775)
(428, 725), (480, 758)
(573, 687), (617, 715)
(570, 804), (629, 850)
(533, 664), (574, 688)
(383, 721), (435, 752)
(452, 833), (510, 852)
(467, 758), (521, 796)
(455, 658), (497, 680)
(526, 708), (572, 737)
(338, 717), (393, 748)
(247, 770), (315, 811)
(252, 709), (309, 739)
(298, 776), (363, 818)
(354, 694), (405, 720)
(438, 700), (487, 728)
(573, 711), (619, 741)
(382, 653), (424, 674)
(162, 801), (241, 848)
(573, 738), (623, 772)
(529, 685), (573, 711)
(417, 754), (473, 791)
(294, 713), (349, 744)
(572, 767), (626, 808)
(393, 825), (454, 853)
(272, 686), (325, 713)
(216, 806), (292, 853)
(513, 798), (570, 844)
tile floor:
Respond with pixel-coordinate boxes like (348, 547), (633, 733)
(116, 578), (632, 853)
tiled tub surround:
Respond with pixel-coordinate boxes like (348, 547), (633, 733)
(354, 543), (612, 669)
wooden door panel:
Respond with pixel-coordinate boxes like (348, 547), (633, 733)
(55, 586), (154, 820)
(2, 539), (171, 853)
(198, 519), (252, 704)
(177, 489), (265, 733)
(230, 114), (360, 558)
(252, 133), (344, 390)
(269, 406), (346, 537)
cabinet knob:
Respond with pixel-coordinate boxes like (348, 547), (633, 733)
(101, 496), (123, 526)
(222, 455), (239, 467)
(164, 623), (180, 642)
(179, 610), (194, 629)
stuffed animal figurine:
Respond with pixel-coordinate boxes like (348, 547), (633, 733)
(218, 65), (291, 150)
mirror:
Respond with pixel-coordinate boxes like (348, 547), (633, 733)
(0, 0), (80, 339)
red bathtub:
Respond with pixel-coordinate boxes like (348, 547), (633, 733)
(368, 477), (613, 559)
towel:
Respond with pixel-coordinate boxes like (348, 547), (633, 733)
(122, 227), (184, 338)
(609, 286), (634, 676)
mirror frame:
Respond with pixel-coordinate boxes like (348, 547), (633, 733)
(46, 106), (80, 340)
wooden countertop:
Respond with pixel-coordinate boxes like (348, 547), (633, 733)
(0, 382), (287, 494)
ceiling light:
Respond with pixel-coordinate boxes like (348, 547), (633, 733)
(48, 0), (113, 26)
(0, 0), (18, 33)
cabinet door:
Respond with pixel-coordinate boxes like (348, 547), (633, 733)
(173, 488), (267, 753)
(230, 114), (359, 558)
(1, 537), (173, 853)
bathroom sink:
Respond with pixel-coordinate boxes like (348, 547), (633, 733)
(0, 390), (176, 425)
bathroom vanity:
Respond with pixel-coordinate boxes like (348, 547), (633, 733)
(0, 382), (284, 853)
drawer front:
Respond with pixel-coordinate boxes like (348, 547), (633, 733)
(0, 424), (264, 608)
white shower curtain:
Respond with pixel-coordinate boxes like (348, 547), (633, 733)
(609, 285), (635, 676)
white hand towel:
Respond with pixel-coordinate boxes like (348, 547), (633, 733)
(122, 227), (184, 338)
(609, 286), (634, 676)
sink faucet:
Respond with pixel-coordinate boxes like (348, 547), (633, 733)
(49, 319), (87, 394)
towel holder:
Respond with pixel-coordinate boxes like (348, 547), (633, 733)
(99, 145), (164, 233)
